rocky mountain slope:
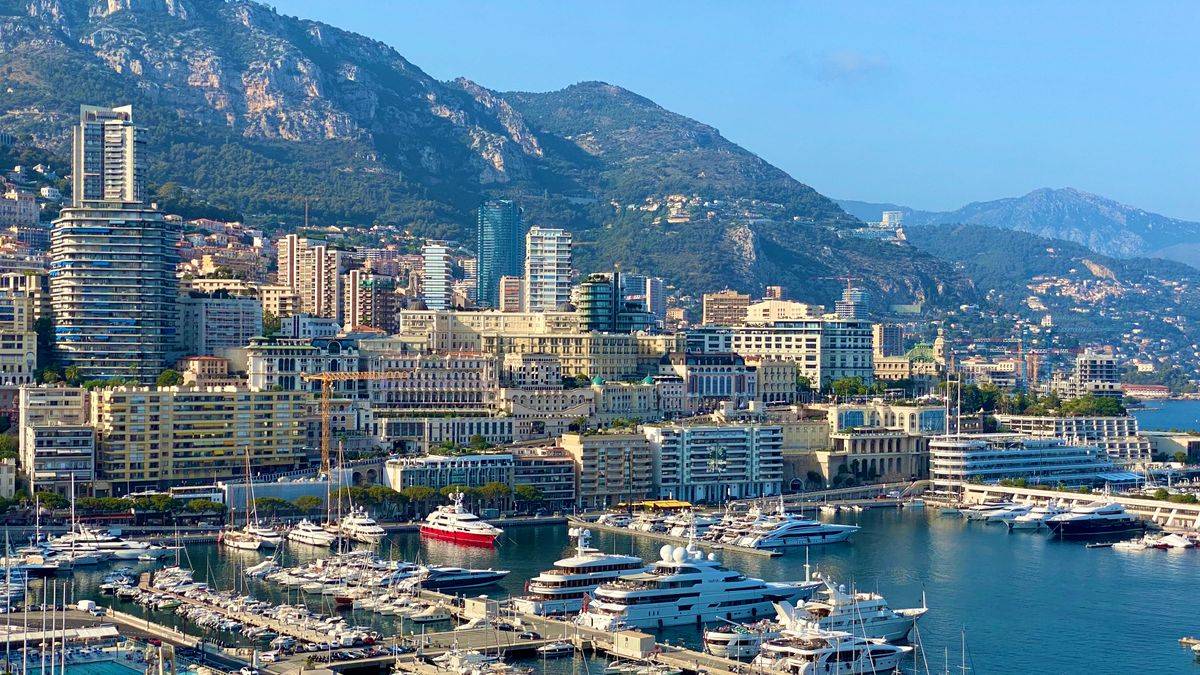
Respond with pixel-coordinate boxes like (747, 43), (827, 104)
(839, 188), (1200, 268)
(0, 0), (974, 307)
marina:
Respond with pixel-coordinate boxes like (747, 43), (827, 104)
(2, 506), (1192, 673)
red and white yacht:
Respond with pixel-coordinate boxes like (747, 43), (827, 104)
(420, 492), (503, 546)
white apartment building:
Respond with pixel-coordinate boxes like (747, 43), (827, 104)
(178, 293), (264, 356)
(929, 434), (1118, 490)
(421, 243), (453, 311)
(643, 422), (784, 503)
(993, 414), (1152, 465)
(685, 318), (874, 387)
(18, 386), (95, 494)
(524, 227), (573, 312)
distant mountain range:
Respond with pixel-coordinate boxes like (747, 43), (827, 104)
(0, 0), (977, 306)
(838, 188), (1200, 269)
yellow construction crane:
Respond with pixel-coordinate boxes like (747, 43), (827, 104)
(300, 370), (415, 476)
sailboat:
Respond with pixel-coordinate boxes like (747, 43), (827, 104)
(241, 448), (282, 548)
(220, 448), (265, 551)
(290, 445), (338, 548)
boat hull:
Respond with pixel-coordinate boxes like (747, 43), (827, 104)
(419, 525), (499, 546)
(739, 525), (859, 548)
(1046, 518), (1144, 538)
(421, 571), (508, 591)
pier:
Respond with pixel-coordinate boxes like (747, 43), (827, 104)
(959, 484), (1200, 531)
(263, 587), (755, 675)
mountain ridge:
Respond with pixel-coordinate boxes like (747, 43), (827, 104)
(0, 0), (979, 307)
(838, 188), (1200, 268)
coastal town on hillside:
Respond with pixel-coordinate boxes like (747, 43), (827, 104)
(0, 25), (1198, 670)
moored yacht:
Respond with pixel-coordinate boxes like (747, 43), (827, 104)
(962, 501), (1015, 521)
(1046, 501), (1144, 538)
(511, 527), (648, 615)
(984, 503), (1033, 523)
(400, 565), (509, 591)
(734, 499), (860, 548)
(750, 625), (913, 675)
(219, 528), (263, 551)
(338, 506), (387, 544)
(1006, 501), (1068, 530)
(703, 575), (926, 659)
(47, 526), (152, 556)
(780, 576), (927, 642)
(420, 492), (502, 545)
(666, 511), (718, 538)
(288, 519), (337, 547)
(576, 540), (821, 630)
(244, 523), (282, 548)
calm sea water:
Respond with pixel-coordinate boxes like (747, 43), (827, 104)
(1133, 399), (1200, 432)
(25, 510), (1200, 674)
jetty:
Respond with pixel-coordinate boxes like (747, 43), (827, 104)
(264, 587), (755, 675)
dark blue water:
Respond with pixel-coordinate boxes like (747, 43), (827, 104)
(1133, 399), (1200, 432)
(50, 510), (1200, 674)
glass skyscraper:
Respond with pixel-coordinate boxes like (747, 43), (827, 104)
(475, 200), (524, 309)
(50, 105), (179, 382)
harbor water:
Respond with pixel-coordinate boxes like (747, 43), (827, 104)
(1133, 398), (1200, 432)
(30, 508), (1200, 674)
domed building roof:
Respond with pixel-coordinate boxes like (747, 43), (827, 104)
(906, 342), (936, 362)
(642, 374), (655, 385)
(591, 376), (606, 386)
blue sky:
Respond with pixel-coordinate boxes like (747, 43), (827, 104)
(271, 1), (1200, 219)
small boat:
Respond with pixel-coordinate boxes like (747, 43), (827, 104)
(819, 505), (841, 515)
(1085, 542), (1114, 549)
(1159, 533), (1195, 549)
(1112, 540), (1146, 551)
(137, 553), (157, 562)
(905, 498), (926, 510)
(409, 603), (451, 623)
(604, 661), (645, 675)
(536, 641), (575, 657)
(940, 507), (962, 516)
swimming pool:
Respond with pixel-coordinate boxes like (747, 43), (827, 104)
(17, 658), (143, 675)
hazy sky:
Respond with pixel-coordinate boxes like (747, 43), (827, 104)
(271, 1), (1200, 219)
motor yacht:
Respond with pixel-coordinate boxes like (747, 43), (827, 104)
(1045, 501), (1144, 538)
(703, 574), (926, 659)
(666, 511), (718, 538)
(962, 501), (1015, 521)
(401, 565), (509, 591)
(576, 540), (820, 630)
(338, 506), (387, 545)
(734, 499), (860, 548)
(536, 641), (575, 658)
(288, 519), (337, 547)
(47, 526), (152, 556)
(1006, 502), (1068, 530)
(420, 492), (502, 545)
(511, 527), (648, 615)
(750, 625), (913, 675)
(984, 504), (1033, 523)
(244, 523), (282, 548)
(780, 576), (927, 642)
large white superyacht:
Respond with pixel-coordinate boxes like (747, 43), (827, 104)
(734, 498), (860, 548)
(511, 527), (648, 616)
(575, 539), (820, 630)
